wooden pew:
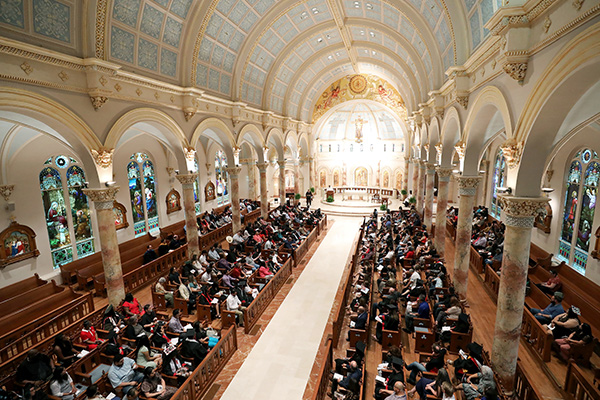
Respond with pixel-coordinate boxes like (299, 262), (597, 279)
(0, 274), (46, 302)
(0, 281), (64, 319)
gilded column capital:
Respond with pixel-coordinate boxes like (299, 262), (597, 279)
(418, 160), (427, 169)
(500, 138), (524, 169)
(83, 187), (119, 210)
(0, 185), (15, 202)
(184, 147), (196, 162)
(256, 162), (269, 172)
(91, 148), (114, 168)
(425, 163), (436, 173)
(276, 160), (286, 169)
(176, 174), (199, 188)
(455, 175), (481, 196)
(436, 167), (454, 181)
(498, 196), (549, 228)
(454, 140), (466, 161)
(224, 167), (242, 177)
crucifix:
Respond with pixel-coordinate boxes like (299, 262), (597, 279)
(353, 116), (368, 143)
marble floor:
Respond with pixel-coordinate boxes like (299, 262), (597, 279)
(219, 216), (363, 400)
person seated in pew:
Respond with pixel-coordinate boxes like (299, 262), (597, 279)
(122, 293), (142, 317)
(226, 289), (246, 327)
(181, 261), (196, 279)
(168, 267), (182, 286)
(257, 264), (274, 281)
(347, 306), (368, 341)
(527, 291), (565, 324)
(162, 349), (191, 385)
(168, 235), (181, 250)
(53, 334), (77, 367)
(135, 335), (162, 369)
(455, 365), (496, 400)
(103, 305), (124, 332)
(207, 245), (220, 262)
(107, 354), (144, 397)
(178, 279), (197, 315)
(428, 272), (445, 299)
(157, 239), (169, 257)
(329, 360), (362, 396)
(333, 341), (365, 375)
(198, 250), (210, 269)
(49, 367), (78, 400)
(80, 320), (103, 350)
(197, 285), (220, 319)
(441, 381), (456, 400)
(155, 278), (174, 308)
(536, 269), (561, 295)
(374, 358), (404, 400)
(544, 305), (581, 339)
(447, 342), (483, 382)
(168, 309), (184, 334)
(553, 322), (594, 362)
(150, 322), (169, 348)
(179, 329), (209, 366)
(407, 368), (451, 400)
(435, 297), (462, 328)
(143, 245), (158, 264)
(16, 349), (54, 385)
(403, 294), (429, 333)
(123, 388), (139, 400)
(124, 315), (146, 340)
(404, 344), (447, 385)
(86, 384), (119, 400)
(374, 304), (399, 343)
(380, 381), (406, 400)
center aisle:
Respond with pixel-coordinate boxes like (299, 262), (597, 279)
(220, 216), (362, 400)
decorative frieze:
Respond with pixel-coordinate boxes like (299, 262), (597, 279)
(83, 187), (120, 210)
(176, 174), (199, 187)
(0, 185), (15, 202)
(499, 196), (549, 228)
(456, 175), (481, 196)
(503, 62), (528, 84)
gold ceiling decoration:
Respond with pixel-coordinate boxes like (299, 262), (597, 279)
(312, 74), (406, 123)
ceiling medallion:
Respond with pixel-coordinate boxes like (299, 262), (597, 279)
(349, 75), (368, 94)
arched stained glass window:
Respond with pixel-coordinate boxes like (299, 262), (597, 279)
(215, 150), (229, 205)
(128, 153), (160, 237)
(67, 166), (94, 259)
(40, 157), (95, 268)
(491, 149), (507, 219)
(558, 149), (599, 275)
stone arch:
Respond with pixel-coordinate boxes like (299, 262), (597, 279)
(515, 23), (600, 197)
(428, 116), (441, 164)
(236, 123), (265, 162)
(265, 127), (285, 159)
(191, 117), (236, 161)
(462, 86), (513, 175)
(440, 106), (462, 167)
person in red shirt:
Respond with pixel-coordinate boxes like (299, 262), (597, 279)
(122, 292), (142, 316)
(537, 270), (561, 295)
(80, 320), (103, 350)
(230, 263), (243, 279)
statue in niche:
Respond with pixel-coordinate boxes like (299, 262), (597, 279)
(352, 116), (368, 143)
(383, 171), (390, 188)
(319, 171), (326, 188)
(355, 167), (368, 187)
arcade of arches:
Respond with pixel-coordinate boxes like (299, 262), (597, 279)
(1, 0), (600, 399)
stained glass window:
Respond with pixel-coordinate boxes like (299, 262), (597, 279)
(558, 150), (599, 275)
(128, 153), (160, 237)
(491, 149), (506, 219)
(40, 157), (94, 269)
(215, 150), (229, 205)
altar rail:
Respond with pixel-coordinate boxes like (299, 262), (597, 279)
(309, 338), (333, 400)
(243, 257), (293, 334)
(564, 361), (600, 400)
(0, 292), (94, 363)
(331, 186), (395, 197)
(171, 325), (238, 400)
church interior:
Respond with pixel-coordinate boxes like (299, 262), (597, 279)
(1, 0), (600, 399)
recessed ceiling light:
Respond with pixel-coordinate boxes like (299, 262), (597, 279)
(328, 55), (333, 60)
(369, 31), (375, 37)
(354, 1), (360, 7)
(360, 30), (365, 35)
(372, 50), (377, 55)
(300, 11), (308, 19)
(326, 34), (331, 39)
(317, 37), (323, 43)
(312, 7), (319, 13)
(366, 3), (373, 9)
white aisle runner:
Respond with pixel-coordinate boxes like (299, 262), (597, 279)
(220, 216), (363, 400)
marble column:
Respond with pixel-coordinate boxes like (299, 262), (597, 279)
(434, 168), (453, 256)
(83, 187), (124, 307)
(411, 159), (419, 200)
(417, 161), (426, 215)
(492, 196), (549, 392)
(257, 162), (269, 218)
(403, 157), (410, 198)
(247, 161), (257, 200)
(452, 175), (481, 303)
(277, 160), (286, 204)
(308, 157), (314, 189)
(225, 167), (243, 232)
(294, 161), (300, 195)
(480, 160), (490, 207)
(423, 163), (436, 232)
(176, 174), (200, 258)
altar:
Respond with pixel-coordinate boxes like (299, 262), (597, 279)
(322, 186), (396, 203)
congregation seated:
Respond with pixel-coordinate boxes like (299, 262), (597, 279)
(16, 349), (54, 385)
(553, 322), (594, 364)
(107, 354), (144, 396)
(543, 305), (582, 339)
(49, 367), (77, 400)
(536, 269), (561, 295)
(527, 291), (565, 324)
(122, 293), (142, 317)
(140, 367), (176, 400)
(80, 319), (104, 350)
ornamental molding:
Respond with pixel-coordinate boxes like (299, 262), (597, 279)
(435, 142), (443, 161)
(0, 185), (15, 202)
(94, 0), (109, 58)
(436, 167), (454, 180)
(277, 160), (286, 168)
(456, 95), (469, 109)
(183, 111), (195, 121)
(90, 95), (108, 110)
(224, 167), (242, 177)
(502, 62), (528, 84)
(500, 138), (524, 168)
(498, 195), (549, 227)
(454, 140), (466, 160)
(91, 148), (114, 168)
(425, 163), (436, 172)
(456, 175), (481, 196)
(256, 162), (269, 172)
(184, 147), (196, 162)
(176, 174), (199, 186)
(83, 187), (119, 205)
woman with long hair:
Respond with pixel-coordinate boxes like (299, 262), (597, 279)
(135, 335), (162, 369)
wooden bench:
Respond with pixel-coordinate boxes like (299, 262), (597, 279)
(0, 281), (64, 319)
(0, 274), (46, 302)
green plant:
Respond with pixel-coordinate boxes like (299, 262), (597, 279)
(380, 203), (388, 211)
(310, 187), (315, 193)
(326, 195), (334, 203)
(295, 193), (301, 200)
(408, 196), (416, 204)
(400, 189), (408, 196)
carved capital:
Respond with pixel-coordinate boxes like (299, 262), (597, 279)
(224, 167), (242, 177)
(233, 146), (241, 159)
(456, 175), (481, 196)
(256, 162), (269, 172)
(184, 147), (196, 162)
(503, 62), (528, 84)
(90, 96), (108, 110)
(183, 110), (195, 121)
(176, 174), (199, 188)
(454, 140), (466, 161)
(456, 95), (468, 109)
(436, 167), (454, 181)
(91, 148), (114, 168)
(500, 138), (524, 169)
(423, 143), (430, 157)
(277, 160), (286, 169)
(0, 185), (15, 202)
(83, 187), (119, 210)
(435, 142), (443, 161)
(498, 196), (549, 228)
(425, 163), (436, 173)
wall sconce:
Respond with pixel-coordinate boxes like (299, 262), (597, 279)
(541, 187), (554, 196)
(105, 181), (117, 187)
(497, 187), (512, 194)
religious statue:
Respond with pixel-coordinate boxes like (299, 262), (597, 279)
(353, 116), (367, 143)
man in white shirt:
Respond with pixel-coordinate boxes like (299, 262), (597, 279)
(226, 290), (246, 327)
